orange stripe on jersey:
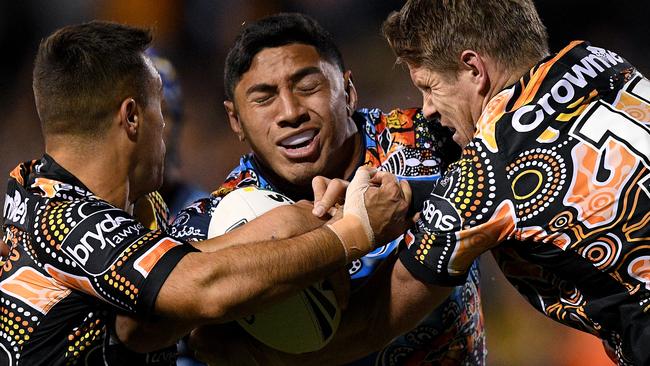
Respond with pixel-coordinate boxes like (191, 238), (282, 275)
(518, 40), (585, 107)
(0, 267), (70, 314)
(44, 264), (102, 299)
(31, 178), (61, 198)
(512, 41), (585, 110)
(9, 165), (25, 186)
(133, 238), (182, 278)
(476, 90), (512, 152)
(628, 257), (650, 291)
(451, 200), (516, 274)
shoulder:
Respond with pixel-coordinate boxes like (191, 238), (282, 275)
(34, 197), (151, 271)
(355, 107), (422, 133)
(211, 154), (268, 198)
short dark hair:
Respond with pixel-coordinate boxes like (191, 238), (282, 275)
(224, 13), (344, 101)
(33, 20), (153, 136)
(383, 0), (549, 75)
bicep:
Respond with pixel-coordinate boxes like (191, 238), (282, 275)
(383, 260), (452, 332)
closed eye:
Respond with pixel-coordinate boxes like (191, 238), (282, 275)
(297, 83), (320, 93)
(295, 75), (322, 94)
(251, 94), (274, 105)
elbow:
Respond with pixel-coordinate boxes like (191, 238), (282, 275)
(194, 296), (231, 324)
(114, 315), (165, 353)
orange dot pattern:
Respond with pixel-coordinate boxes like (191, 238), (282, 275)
(505, 147), (567, 220)
(64, 313), (104, 366)
(96, 231), (162, 309)
(40, 201), (70, 248)
(0, 301), (38, 359)
(145, 191), (170, 231)
(446, 143), (494, 226)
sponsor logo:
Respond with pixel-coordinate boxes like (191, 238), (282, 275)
(61, 206), (145, 274)
(421, 198), (460, 231)
(433, 167), (459, 198)
(512, 46), (625, 133)
(3, 191), (28, 226)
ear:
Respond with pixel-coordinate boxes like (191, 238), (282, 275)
(119, 98), (140, 140)
(224, 100), (245, 142)
(459, 50), (490, 95)
(343, 70), (358, 117)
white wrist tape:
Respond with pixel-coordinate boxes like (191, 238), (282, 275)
(326, 167), (376, 262)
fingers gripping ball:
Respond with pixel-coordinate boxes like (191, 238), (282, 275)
(208, 187), (341, 354)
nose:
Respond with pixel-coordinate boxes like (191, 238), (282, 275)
(277, 89), (309, 127)
(422, 95), (438, 119)
(422, 94), (437, 120)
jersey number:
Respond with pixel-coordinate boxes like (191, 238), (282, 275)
(571, 84), (650, 196)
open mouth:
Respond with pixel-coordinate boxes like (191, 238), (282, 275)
(278, 129), (320, 159)
(280, 129), (317, 149)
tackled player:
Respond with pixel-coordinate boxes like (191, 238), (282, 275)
(181, 13), (484, 366)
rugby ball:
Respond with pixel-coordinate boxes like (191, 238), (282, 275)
(208, 186), (341, 354)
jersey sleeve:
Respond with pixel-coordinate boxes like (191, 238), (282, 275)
(399, 139), (518, 286)
(36, 198), (197, 317)
(169, 197), (218, 242)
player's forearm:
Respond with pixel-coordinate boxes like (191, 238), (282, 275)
(156, 226), (348, 325)
(119, 226), (348, 353)
(195, 203), (328, 252)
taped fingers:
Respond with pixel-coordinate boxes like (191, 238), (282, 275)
(312, 177), (349, 218)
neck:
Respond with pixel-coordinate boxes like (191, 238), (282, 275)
(481, 62), (534, 113)
(46, 135), (132, 211)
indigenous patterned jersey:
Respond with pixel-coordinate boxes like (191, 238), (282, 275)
(400, 41), (650, 365)
(172, 108), (486, 365)
(0, 155), (195, 365)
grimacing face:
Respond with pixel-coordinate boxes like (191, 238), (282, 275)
(133, 56), (166, 195)
(407, 64), (479, 148)
(226, 43), (358, 186)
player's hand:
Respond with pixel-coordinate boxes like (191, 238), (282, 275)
(341, 167), (412, 246)
(189, 324), (289, 366)
(365, 170), (412, 246)
(326, 167), (411, 261)
(311, 176), (348, 218)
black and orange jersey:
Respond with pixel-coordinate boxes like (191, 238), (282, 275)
(400, 41), (650, 365)
(0, 155), (195, 365)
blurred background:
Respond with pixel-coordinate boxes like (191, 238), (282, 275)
(0, 1), (648, 364)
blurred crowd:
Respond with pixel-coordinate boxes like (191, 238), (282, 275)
(0, 1), (648, 365)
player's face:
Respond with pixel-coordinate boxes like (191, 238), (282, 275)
(408, 64), (479, 147)
(133, 58), (166, 194)
(228, 44), (357, 186)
